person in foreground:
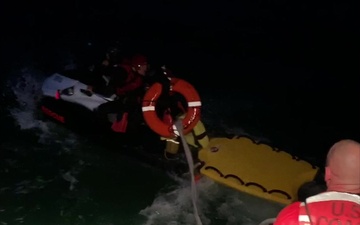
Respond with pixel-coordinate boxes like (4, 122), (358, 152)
(274, 139), (360, 225)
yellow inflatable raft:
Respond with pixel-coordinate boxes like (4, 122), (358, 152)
(198, 136), (319, 205)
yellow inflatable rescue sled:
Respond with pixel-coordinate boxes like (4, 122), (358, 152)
(198, 136), (319, 205)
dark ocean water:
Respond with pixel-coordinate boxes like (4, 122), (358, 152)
(1, 1), (359, 224)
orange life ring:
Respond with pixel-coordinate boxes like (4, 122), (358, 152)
(142, 78), (201, 138)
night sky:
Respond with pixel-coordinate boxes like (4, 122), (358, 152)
(1, 0), (359, 156)
(2, 0), (359, 67)
(2, 1), (358, 72)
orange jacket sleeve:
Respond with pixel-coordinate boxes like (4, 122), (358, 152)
(116, 75), (143, 96)
(274, 202), (301, 225)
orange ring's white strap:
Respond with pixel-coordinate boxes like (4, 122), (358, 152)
(188, 101), (201, 107)
(142, 106), (155, 112)
(172, 124), (180, 136)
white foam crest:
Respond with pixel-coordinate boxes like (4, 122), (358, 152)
(7, 50), (78, 130)
(141, 175), (283, 225)
(6, 68), (83, 147)
(8, 67), (47, 130)
(140, 177), (215, 225)
(62, 171), (79, 191)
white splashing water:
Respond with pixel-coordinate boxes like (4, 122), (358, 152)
(140, 175), (283, 225)
(8, 67), (47, 129)
(6, 66), (82, 145)
(140, 177), (213, 225)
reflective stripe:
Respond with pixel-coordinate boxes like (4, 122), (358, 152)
(188, 101), (202, 107)
(166, 139), (180, 144)
(298, 192), (360, 225)
(142, 106), (155, 112)
(306, 191), (360, 204)
(172, 124), (180, 136)
(299, 215), (310, 222)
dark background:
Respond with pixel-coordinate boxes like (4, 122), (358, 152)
(1, 0), (359, 163)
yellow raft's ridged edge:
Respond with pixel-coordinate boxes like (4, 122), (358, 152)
(198, 135), (319, 205)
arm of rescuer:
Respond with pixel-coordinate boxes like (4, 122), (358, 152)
(273, 202), (301, 225)
(115, 73), (144, 96)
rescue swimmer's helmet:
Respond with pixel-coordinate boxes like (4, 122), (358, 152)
(131, 54), (148, 67)
(131, 54), (148, 75)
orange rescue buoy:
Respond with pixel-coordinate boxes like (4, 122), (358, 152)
(142, 78), (201, 138)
